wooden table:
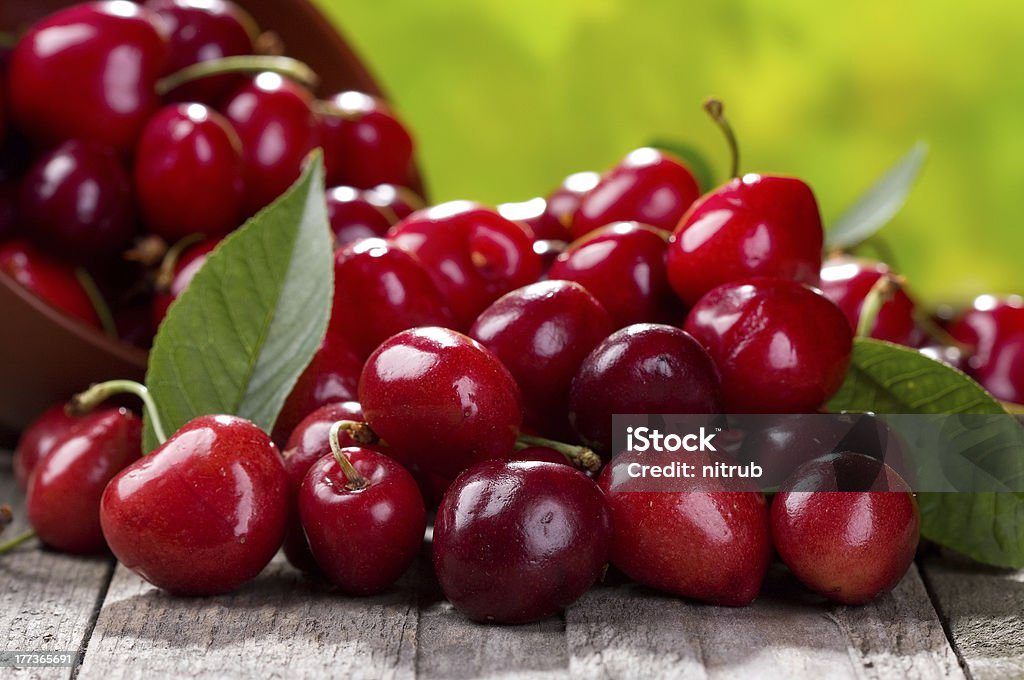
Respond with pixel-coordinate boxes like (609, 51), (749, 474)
(2, 456), (1022, 679)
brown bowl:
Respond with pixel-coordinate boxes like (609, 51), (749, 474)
(0, 0), (414, 438)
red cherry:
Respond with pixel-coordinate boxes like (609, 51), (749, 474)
(819, 255), (923, 346)
(548, 222), (683, 329)
(365, 183), (424, 222)
(100, 415), (289, 596)
(325, 186), (395, 246)
(683, 278), (852, 413)
(498, 171), (600, 242)
(948, 295), (1024, 403)
(433, 460), (611, 623)
(388, 202), (541, 329)
(469, 280), (613, 438)
(0, 240), (100, 327)
(150, 238), (220, 331)
(27, 408), (141, 554)
(223, 73), (318, 215)
(20, 140), (134, 265)
(8, 1), (168, 152)
(330, 238), (453, 359)
(318, 91), (415, 189)
(667, 174), (824, 306)
(13, 403), (80, 490)
(507, 445), (572, 466)
(571, 148), (700, 240)
(300, 444), (426, 594)
(359, 327), (522, 478)
(135, 104), (243, 241)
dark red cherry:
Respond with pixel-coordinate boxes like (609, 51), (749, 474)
(151, 238), (220, 331)
(330, 238), (453, 359)
(8, 1), (168, 152)
(100, 415), (289, 596)
(819, 255), (923, 346)
(359, 327), (522, 478)
(0, 240), (100, 327)
(20, 140), (134, 265)
(27, 408), (141, 554)
(388, 202), (541, 329)
(300, 446), (426, 594)
(667, 174), (824, 306)
(14, 403), (80, 490)
(569, 323), (723, 454)
(683, 278), (852, 413)
(135, 103), (243, 241)
(223, 73), (318, 215)
(948, 295), (1024, 403)
(498, 171), (601, 242)
(326, 187), (396, 246)
(548, 221), (682, 329)
(365, 183), (423, 222)
(469, 280), (613, 438)
(318, 91), (415, 189)
(571, 148), (700, 240)
(433, 460), (611, 623)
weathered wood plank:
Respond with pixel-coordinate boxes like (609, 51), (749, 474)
(566, 565), (963, 680)
(0, 457), (114, 679)
(921, 554), (1024, 680)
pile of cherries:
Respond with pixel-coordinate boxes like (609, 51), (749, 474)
(4, 2), (1024, 626)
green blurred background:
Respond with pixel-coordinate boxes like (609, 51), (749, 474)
(315, 0), (1023, 304)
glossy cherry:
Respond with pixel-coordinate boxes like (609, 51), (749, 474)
(771, 452), (920, 605)
(365, 183), (423, 222)
(326, 187), (397, 246)
(135, 103), (244, 241)
(433, 460), (611, 623)
(8, 1), (168, 152)
(318, 91), (416, 189)
(499, 171), (600, 242)
(684, 278), (852, 413)
(819, 255), (923, 346)
(948, 295), (1024, 403)
(359, 327), (522, 478)
(330, 238), (453, 359)
(0, 240), (100, 327)
(151, 238), (220, 331)
(570, 148), (700, 239)
(100, 415), (289, 596)
(223, 73), (318, 215)
(548, 221), (682, 329)
(667, 174), (824, 306)
(20, 140), (134, 265)
(27, 408), (141, 554)
(469, 280), (613, 438)
(388, 202), (541, 329)
(14, 403), (80, 490)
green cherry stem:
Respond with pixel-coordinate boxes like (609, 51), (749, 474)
(156, 55), (319, 97)
(856, 273), (902, 338)
(0, 529), (37, 555)
(74, 268), (117, 339)
(514, 434), (602, 473)
(704, 98), (741, 179)
(155, 233), (206, 292)
(69, 380), (168, 446)
(328, 421), (370, 491)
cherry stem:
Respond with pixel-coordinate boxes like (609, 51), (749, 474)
(856, 273), (903, 338)
(125, 235), (169, 268)
(703, 98), (740, 179)
(0, 530), (36, 555)
(74, 268), (117, 339)
(328, 421), (370, 491)
(155, 233), (206, 292)
(915, 311), (973, 355)
(156, 55), (319, 97)
(514, 434), (602, 473)
(69, 380), (168, 445)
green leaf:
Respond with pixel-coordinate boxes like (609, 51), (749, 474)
(647, 138), (716, 192)
(829, 338), (1024, 568)
(142, 153), (334, 453)
(825, 141), (928, 251)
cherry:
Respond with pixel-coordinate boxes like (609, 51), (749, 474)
(469, 280), (613, 438)
(20, 140), (134, 265)
(569, 323), (723, 454)
(948, 295), (1024, 403)
(508, 445), (573, 466)
(330, 238), (453, 359)
(8, 1), (168, 152)
(819, 255), (923, 346)
(299, 425), (426, 594)
(151, 238), (220, 331)
(100, 414), (289, 596)
(318, 91), (416, 189)
(134, 103), (243, 241)
(223, 73), (318, 215)
(433, 460), (611, 623)
(548, 221), (682, 329)
(598, 448), (771, 606)
(388, 202), (541, 329)
(365, 183), (423, 222)
(570, 148), (700, 240)
(359, 327), (522, 478)
(0, 181), (17, 241)
(326, 187), (396, 246)
(0, 240), (100, 327)
(919, 344), (967, 372)
(771, 452), (920, 605)
(683, 278), (852, 413)
(27, 408), (141, 554)
(498, 171), (601, 242)
(13, 403), (80, 490)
